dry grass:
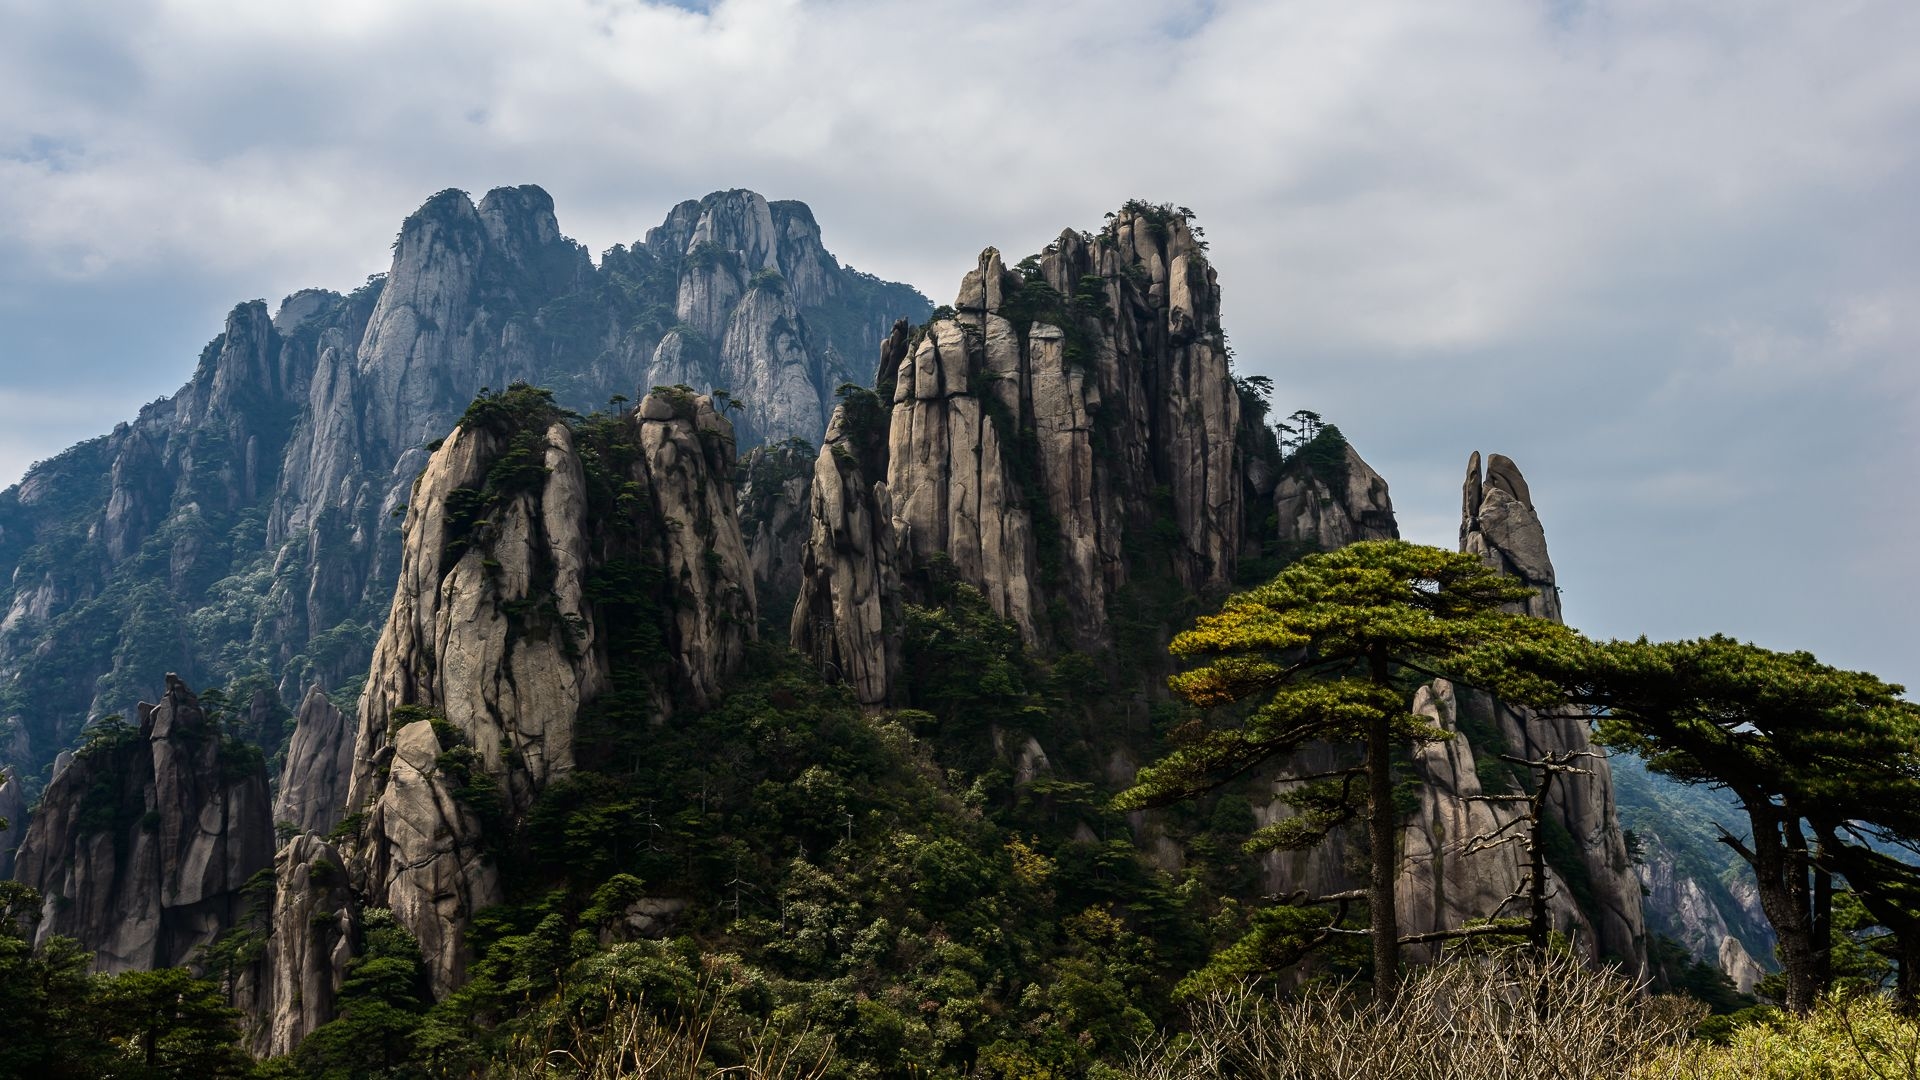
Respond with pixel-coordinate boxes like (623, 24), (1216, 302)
(492, 993), (832, 1080)
(1122, 949), (1703, 1080)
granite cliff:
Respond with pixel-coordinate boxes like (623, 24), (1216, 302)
(10, 675), (274, 972)
(0, 186), (925, 801)
(793, 205), (1261, 703)
(335, 385), (755, 1000)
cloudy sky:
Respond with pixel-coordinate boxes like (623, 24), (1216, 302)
(1, 0), (1914, 686)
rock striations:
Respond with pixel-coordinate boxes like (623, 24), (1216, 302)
(273, 686), (354, 838)
(10, 675), (274, 972)
(1452, 451), (1647, 965)
(338, 386), (755, 1000)
(1271, 437), (1400, 550)
(0, 185), (925, 795)
(793, 205), (1260, 703)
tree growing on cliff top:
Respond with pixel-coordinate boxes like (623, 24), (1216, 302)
(1115, 540), (1570, 1001)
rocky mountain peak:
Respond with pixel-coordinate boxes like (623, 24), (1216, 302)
(10, 674), (273, 973)
(1462, 450), (1558, 621)
(795, 202), (1254, 704)
(339, 385), (756, 999)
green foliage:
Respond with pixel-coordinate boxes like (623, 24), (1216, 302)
(0, 884), (261, 1079)
(296, 908), (430, 1080)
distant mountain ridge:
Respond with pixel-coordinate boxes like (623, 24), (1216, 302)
(0, 185), (929, 789)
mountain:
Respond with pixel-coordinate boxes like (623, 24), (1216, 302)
(2, 194), (1705, 1073)
(0, 186), (929, 798)
(10, 675), (274, 973)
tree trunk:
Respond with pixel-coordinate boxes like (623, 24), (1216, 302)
(1367, 649), (1400, 1004)
(1529, 770), (1556, 953)
(1812, 848), (1832, 991)
(1737, 802), (1818, 1013)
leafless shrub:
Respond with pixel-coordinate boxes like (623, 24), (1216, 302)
(1124, 949), (1703, 1080)
(491, 991), (832, 1080)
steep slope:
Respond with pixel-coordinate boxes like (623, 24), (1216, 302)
(0, 186), (927, 796)
(10, 675), (274, 972)
(272, 686), (354, 838)
(335, 385), (755, 999)
(1453, 451), (1648, 965)
(794, 204), (1261, 703)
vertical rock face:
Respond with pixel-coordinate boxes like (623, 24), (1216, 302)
(342, 387), (755, 998)
(0, 186), (925, 791)
(1460, 452), (1646, 967)
(1271, 439), (1400, 549)
(637, 191), (931, 448)
(257, 835), (354, 1056)
(0, 766), (23, 878)
(10, 675), (274, 971)
(791, 360), (905, 706)
(796, 206), (1258, 701)
(736, 437), (816, 633)
(273, 686), (354, 837)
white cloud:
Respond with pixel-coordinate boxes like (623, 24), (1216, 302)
(0, 0), (1916, 683)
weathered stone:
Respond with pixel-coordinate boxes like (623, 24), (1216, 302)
(1460, 452), (1647, 968)
(1272, 441), (1400, 550)
(0, 185), (926, 797)
(11, 675), (274, 972)
(273, 686), (354, 838)
(255, 835), (354, 1055)
(343, 390), (755, 999)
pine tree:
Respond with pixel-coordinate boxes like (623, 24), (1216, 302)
(1115, 540), (1566, 1001)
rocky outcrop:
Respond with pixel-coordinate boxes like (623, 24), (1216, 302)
(0, 765), (23, 878)
(0, 185), (925, 790)
(255, 835), (354, 1055)
(1460, 452), (1647, 967)
(273, 687), (354, 837)
(1637, 832), (1769, 993)
(1272, 437), (1400, 549)
(795, 206), (1259, 700)
(1395, 681), (1595, 951)
(737, 437), (816, 628)
(635, 191), (930, 448)
(343, 387), (755, 997)
(791, 359), (905, 706)
(10, 675), (274, 971)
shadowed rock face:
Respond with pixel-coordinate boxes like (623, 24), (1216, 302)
(255, 834), (354, 1056)
(0, 185), (925, 790)
(0, 766), (23, 878)
(737, 436), (818, 633)
(339, 388), (755, 999)
(1272, 440), (1399, 550)
(10, 675), (274, 972)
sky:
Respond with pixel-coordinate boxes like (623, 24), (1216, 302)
(0, 0), (1914, 688)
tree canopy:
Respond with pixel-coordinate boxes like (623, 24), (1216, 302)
(1117, 540), (1572, 999)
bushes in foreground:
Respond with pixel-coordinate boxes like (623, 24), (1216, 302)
(1115, 949), (1920, 1080)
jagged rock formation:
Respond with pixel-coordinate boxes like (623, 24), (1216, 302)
(10, 675), (274, 971)
(1637, 834), (1767, 992)
(791, 365), (905, 706)
(273, 686), (354, 837)
(1271, 436), (1400, 549)
(0, 765), (22, 878)
(794, 206), (1259, 702)
(1395, 681), (1592, 949)
(737, 436), (817, 632)
(341, 387), (755, 997)
(1611, 753), (1777, 987)
(1458, 451), (1647, 966)
(0, 185), (925, 789)
(255, 835), (354, 1055)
